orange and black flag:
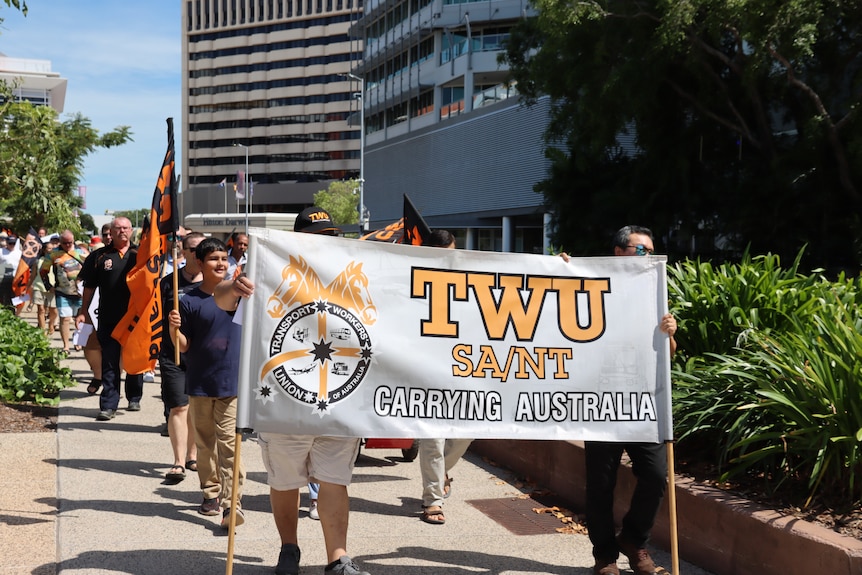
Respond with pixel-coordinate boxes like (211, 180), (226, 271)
(112, 118), (179, 375)
(361, 194), (432, 245)
(360, 218), (405, 243)
(402, 193), (431, 246)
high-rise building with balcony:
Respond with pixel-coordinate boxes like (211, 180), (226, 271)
(351, 0), (553, 252)
(181, 0), (364, 219)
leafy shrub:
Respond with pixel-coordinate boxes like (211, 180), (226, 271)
(0, 307), (75, 405)
(669, 252), (862, 505)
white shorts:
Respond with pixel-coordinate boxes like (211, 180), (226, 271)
(258, 433), (360, 490)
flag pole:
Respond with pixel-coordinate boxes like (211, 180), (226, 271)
(171, 143), (182, 366)
(172, 240), (181, 365)
(224, 431), (244, 575)
(666, 440), (680, 575)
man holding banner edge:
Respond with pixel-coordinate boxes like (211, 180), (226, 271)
(563, 225), (677, 575)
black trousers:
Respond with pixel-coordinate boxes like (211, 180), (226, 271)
(98, 331), (144, 411)
(585, 440), (667, 561)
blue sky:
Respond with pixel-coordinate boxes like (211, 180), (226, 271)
(0, 1), (181, 217)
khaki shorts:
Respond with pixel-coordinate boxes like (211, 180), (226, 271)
(258, 433), (360, 490)
(32, 290), (55, 308)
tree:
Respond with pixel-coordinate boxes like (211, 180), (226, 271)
(0, 0), (27, 19)
(79, 213), (96, 236)
(503, 0), (862, 269)
(114, 209), (150, 229)
(0, 86), (132, 235)
(313, 179), (360, 225)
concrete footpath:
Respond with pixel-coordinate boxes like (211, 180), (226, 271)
(1, 313), (714, 575)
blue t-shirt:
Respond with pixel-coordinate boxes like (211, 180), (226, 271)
(179, 287), (241, 398)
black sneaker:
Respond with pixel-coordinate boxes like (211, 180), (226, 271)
(324, 556), (370, 575)
(221, 507), (245, 528)
(275, 543), (301, 575)
(127, 401), (141, 411)
(96, 409), (115, 421)
(198, 497), (220, 516)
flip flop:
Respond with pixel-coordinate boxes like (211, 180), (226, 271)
(421, 505), (445, 525)
(166, 465), (186, 482)
(443, 475), (452, 498)
(87, 379), (101, 395)
(185, 460), (198, 471)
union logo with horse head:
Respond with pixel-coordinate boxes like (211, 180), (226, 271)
(259, 255), (376, 414)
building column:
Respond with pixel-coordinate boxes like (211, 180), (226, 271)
(464, 70), (474, 113)
(502, 216), (514, 253)
(465, 227), (476, 250)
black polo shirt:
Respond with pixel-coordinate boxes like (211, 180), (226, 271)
(79, 244), (138, 334)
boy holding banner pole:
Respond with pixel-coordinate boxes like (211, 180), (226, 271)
(168, 237), (245, 528)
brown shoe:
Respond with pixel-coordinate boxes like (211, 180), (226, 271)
(616, 536), (657, 575)
(592, 560), (620, 575)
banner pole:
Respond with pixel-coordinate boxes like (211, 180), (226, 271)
(172, 241), (181, 365)
(666, 440), (680, 575)
(224, 431), (243, 575)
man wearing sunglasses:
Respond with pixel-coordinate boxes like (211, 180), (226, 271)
(587, 225), (677, 575)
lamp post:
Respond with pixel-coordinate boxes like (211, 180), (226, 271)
(233, 143), (249, 234)
(341, 72), (365, 233)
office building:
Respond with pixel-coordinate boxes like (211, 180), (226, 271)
(351, 0), (553, 252)
(180, 0), (364, 221)
(180, 0), (553, 253)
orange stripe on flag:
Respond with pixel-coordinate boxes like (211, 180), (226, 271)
(111, 118), (179, 375)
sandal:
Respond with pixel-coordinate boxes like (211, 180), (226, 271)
(87, 379), (101, 395)
(185, 460), (198, 471)
(421, 505), (445, 525)
(443, 475), (452, 499)
(165, 465), (186, 482)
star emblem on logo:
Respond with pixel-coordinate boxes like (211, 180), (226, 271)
(312, 395), (331, 417)
(255, 382), (276, 405)
(313, 298), (329, 314)
(311, 338), (335, 363)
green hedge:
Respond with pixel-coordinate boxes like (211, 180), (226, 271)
(0, 308), (75, 406)
(669, 252), (862, 505)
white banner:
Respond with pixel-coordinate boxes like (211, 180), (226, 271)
(237, 227), (673, 442)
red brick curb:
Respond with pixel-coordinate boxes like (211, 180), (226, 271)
(471, 439), (862, 575)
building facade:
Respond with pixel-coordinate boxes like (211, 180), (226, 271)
(0, 54), (67, 112)
(181, 0), (364, 218)
(352, 0), (553, 253)
(181, 0), (553, 253)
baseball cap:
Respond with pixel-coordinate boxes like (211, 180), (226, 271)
(295, 206), (340, 235)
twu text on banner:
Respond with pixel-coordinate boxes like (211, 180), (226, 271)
(236, 228), (673, 443)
